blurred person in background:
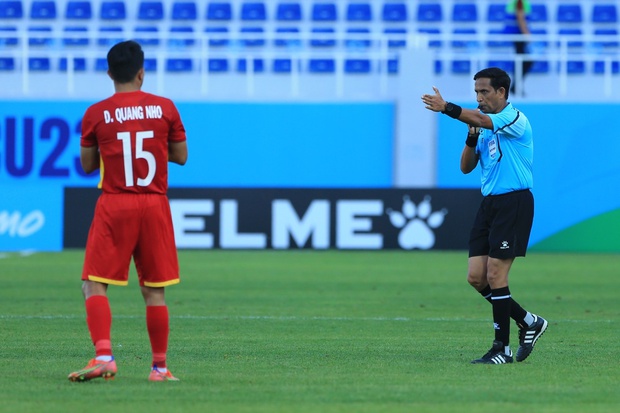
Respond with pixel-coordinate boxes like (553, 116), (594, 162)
(506, 0), (533, 96)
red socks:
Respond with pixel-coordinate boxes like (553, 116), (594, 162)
(85, 295), (112, 357)
(146, 305), (169, 368)
(85, 297), (170, 368)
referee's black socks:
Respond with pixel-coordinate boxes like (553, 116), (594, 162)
(491, 286), (512, 351)
(480, 285), (529, 328)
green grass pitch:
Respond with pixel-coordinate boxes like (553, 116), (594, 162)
(0, 250), (618, 413)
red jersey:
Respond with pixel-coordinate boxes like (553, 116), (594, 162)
(81, 90), (186, 194)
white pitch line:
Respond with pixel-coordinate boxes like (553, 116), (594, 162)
(0, 250), (37, 259)
(0, 314), (615, 323)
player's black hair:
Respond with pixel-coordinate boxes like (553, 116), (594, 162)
(474, 67), (512, 99)
(107, 40), (144, 84)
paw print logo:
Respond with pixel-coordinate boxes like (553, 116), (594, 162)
(386, 195), (448, 250)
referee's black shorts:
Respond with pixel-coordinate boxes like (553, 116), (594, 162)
(468, 189), (534, 259)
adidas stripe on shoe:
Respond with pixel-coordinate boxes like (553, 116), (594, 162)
(471, 340), (514, 364)
(516, 314), (548, 362)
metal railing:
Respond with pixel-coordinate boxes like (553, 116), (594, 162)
(1, 30), (619, 99)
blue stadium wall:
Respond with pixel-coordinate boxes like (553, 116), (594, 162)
(1, 100), (618, 252)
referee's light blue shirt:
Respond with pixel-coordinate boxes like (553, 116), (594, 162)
(476, 103), (533, 196)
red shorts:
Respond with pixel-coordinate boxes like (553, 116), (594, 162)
(82, 193), (180, 287)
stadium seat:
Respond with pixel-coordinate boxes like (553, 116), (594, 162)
(312, 3), (337, 21)
(28, 26), (53, 46)
(346, 3), (371, 22)
(59, 57), (87, 71)
(310, 27), (335, 47)
(308, 58), (335, 73)
(592, 5), (617, 23)
(276, 3), (301, 21)
(272, 58), (292, 73)
(418, 28), (441, 48)
(345, 58), (371, 73)
(0, 1), (23, 18)
(384, 28), (406, 48)
(387, 58), (399, 74)
(143, 58), (156, 71)
(558, 28), (584, 48)
(208, 58), (228, 72)
(529, 60), (550, 74)
(273, 58), (301, 73)
(207, 2), (232, 20)
(345, 28), (371, 49)
(557, 4), (582, 23)
(63, 26), (89, 46)
(487, 28), (512, 48)
(486, 3), (505, 22)
(98, 26), (123, 46)
(529, 28), (549, 51)
(236, 58), (264, 73)
(451, 60), (471, 74)
(451, 28), (478, 49)
(171, 1), (197, 20)
(433, 59), (443, 74)
(205, 26), (229, 46)
(562, 60), (586, 74)
(66, 1), (92, 19)
(452, 3), (477, 22)
(134, 26), (159, 46)
(169, 26), (195, 47)
(29, 57), (51, 71)
(529, 4), (548, 22)
(138, 1), (164, 20)
(0, 26), (18, 46)
(593, 28), (619, 49)
(30, 1), (56, 19)
(95, 57), (107, 71)
(272, 58), (289, 73)
(166, 58), (193, 72)
(0, 56), (15, 70)
(382, 2), (407, 22)
(241, 2), (266, 21)
(593, 60), (620, 74)
(239, 27), (264, 46)
(274, 27), (300, 47)
(100, 1), (126, 20)
(487, 59), (514, 73)
(417, 3), (442, 22)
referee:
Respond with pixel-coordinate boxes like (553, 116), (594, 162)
(421, 67), (547, 364)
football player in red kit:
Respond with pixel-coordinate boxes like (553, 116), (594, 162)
(68, 40), (188, 382)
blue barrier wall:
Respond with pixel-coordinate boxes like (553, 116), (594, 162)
(0, 101), (394, 188)
(0, 100), (394, 251)
(2, 100), (618, 252)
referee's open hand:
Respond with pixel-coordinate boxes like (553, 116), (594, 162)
(421, 86), (447, 112)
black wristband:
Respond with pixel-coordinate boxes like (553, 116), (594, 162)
(465, 133), (479, 148)
(442, 102), (462, 119)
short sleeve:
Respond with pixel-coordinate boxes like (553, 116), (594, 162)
(488, 110), (526, 139)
